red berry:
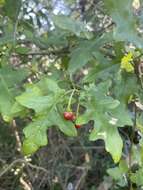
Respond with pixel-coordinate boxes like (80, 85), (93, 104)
(75, 124), (81, 129)
(63, 112), (76, 121)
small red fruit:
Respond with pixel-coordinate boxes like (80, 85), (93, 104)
(75, 124), (81, 129)
(63, 112), (76, 121)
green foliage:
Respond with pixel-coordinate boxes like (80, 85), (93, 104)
(14, 78), (77, 154)
(131, 168), (143, 186)
(0, 75), (13, 120)
(52, 14), (87, 37)
(0, 66), (28, 120)
(107, 160), (128, 180)
(23, 125), (48, 155)
(104, 0), (143, 48)
(1, 0), (143, 188)
(69, 40), (94, 72)
(90, 125), (123, 163)
(3, 0), (21, 21)
(76, 81), (131, 162)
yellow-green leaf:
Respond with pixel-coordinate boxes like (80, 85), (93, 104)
(121, 52), (134, 72)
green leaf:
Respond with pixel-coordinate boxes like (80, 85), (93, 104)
(22, 109), (77, 154)
(0, 66), (28, 88)
(84, 64), (117, 83)
(68, 40), (93, 72)
(23, 124), (48, 155)
(113, 74), (139, 103)
(0, 76), (14, 119)
(119, 159), (129, 173)
(0, 35), (14, 46)
(0, 66), (28, 120)
(90, 124), (123, 163)
(53, 112), (77, 137)
(78, 81), (120, 126)
(131, 168), (143, 186)
(16, 85), (42, 110)
(79, 81), (123, 162)
(10, 102), (28, 118)
(23, 140), (39, 155)
(76, 109), (93, 125)
(17, 94), (55, 113)
(44, 110), (77, 137)
(99, 98), (120, 109)
(107, 160), (128, 180)
(43, 29), (68, 47)
(3, 0), (21, 21)
(69, 32), (114, 72)
(24, 125), (48, 146)
(104, 0), (143, 48)
(107, 167), (123, 180)
(15, 46), (31, 54)
(52, 15), (87, 36)
(37, 77), (62, 95)
(16, 80), (65, 113)
(81, 80), (120, 112)
(110, 104), (133, 127)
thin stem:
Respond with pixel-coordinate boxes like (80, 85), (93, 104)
(12, 119), (22, 152)
(12, 48), (69, 57)
(139, 75), (143, 88)
(76, 100), (80, 118)
(0, 159), (49, 178)
(67, 89), (75, 111)
(11, 120), (33, 190)
(69, 74), (76, 89)
(129, 103), (137, 190)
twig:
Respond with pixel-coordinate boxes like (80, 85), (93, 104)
(71, 146), (104, 150)
(12, 119), (22, 152)
(138, 61), (143, 88)
(20, 177), (31, 190)
(12, 48), (69, 57)
(62, 164), (90, 171)
(74, 169), (88, 190)
(27, 163), (49, 174)
(61, 138), (74, 159)
(63, 163), (90, 190)
(0, 159), (23, 178)
(0, 159), (49, 178)
(11, 120), (32, 190)
(0, 159), (6, 164)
